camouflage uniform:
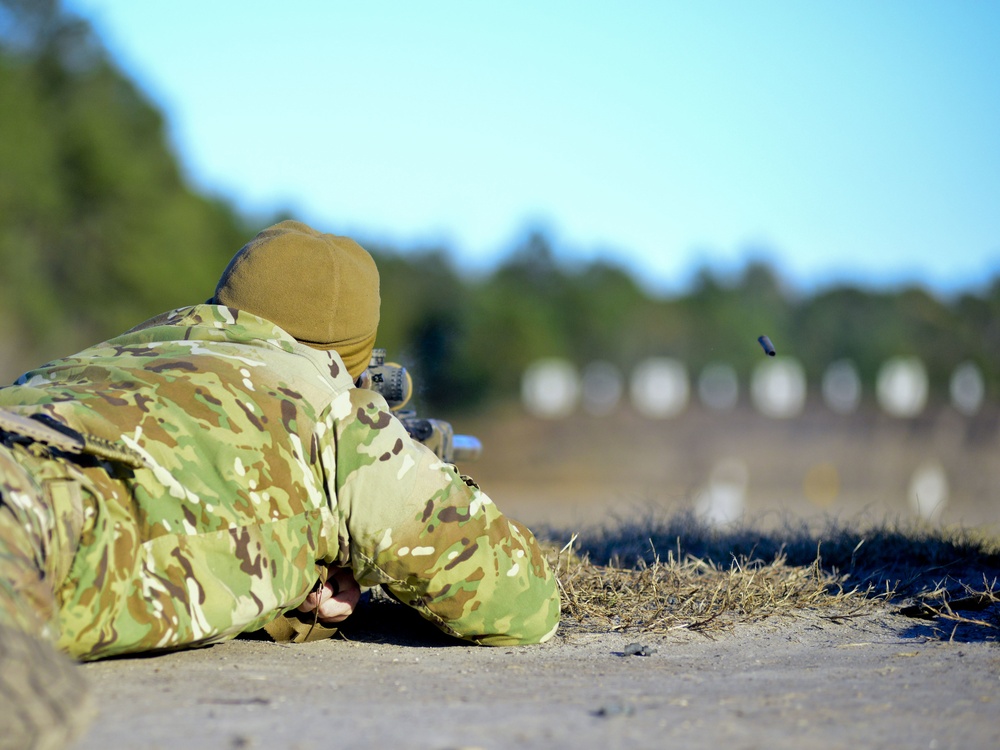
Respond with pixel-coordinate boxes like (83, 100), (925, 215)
(0, 305), (559, 661)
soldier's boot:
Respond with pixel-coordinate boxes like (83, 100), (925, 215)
(2, 441), (95, 749)
(0, 532), (95, 750)
(0, 622), (94, 750)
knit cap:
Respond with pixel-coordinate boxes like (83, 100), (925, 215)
(213, 220), (380, 379)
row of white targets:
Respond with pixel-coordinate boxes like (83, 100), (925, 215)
(695, 457), (950, 525)
(521, 356), (972, 524)
(521, 356), (987, 419)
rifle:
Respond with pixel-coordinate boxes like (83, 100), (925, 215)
(359, 348), (482, 465)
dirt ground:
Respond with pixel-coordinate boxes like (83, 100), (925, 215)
(69, 405), (1000, 749)
(72, 599), (999, 750)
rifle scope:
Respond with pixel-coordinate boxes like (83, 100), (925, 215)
(362, 348), (412, 411)
(358, 348), (482, 464)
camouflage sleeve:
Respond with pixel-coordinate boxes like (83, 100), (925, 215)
(326, 388), (560, 646)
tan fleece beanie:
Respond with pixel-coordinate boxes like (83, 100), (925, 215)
(213, 220), (380, 379)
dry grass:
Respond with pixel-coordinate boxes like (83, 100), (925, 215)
(548, 541), (872, 637)
(545, 512), (1000, 639)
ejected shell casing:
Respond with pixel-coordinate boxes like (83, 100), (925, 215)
(757, 335), (776, 356)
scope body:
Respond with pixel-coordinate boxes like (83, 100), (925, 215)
(360, 348), (481, 464)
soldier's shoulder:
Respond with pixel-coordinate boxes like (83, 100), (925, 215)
(118, 305), (294, 346)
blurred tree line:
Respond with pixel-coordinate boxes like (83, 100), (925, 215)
(2, 0), (998, 410)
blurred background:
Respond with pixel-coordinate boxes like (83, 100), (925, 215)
(2, 1), (998, 531)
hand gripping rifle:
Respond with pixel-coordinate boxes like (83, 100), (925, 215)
(358, 348), (482, 465)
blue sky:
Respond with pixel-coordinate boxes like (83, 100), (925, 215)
(63, 1), (1000, 296)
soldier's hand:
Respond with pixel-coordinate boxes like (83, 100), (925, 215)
(297, 566), (361, 623)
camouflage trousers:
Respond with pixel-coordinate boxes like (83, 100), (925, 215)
(0, 441), (85, 646)
(0, 438), (325, 662)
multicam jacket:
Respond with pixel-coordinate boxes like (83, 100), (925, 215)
(0, 305), (559, 660)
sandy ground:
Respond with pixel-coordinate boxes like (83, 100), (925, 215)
(70, 597), (999, 750)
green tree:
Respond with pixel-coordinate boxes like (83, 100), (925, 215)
(0, 0), (251, 378)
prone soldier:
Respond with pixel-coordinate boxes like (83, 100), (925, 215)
(0, 220), (560, 748)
